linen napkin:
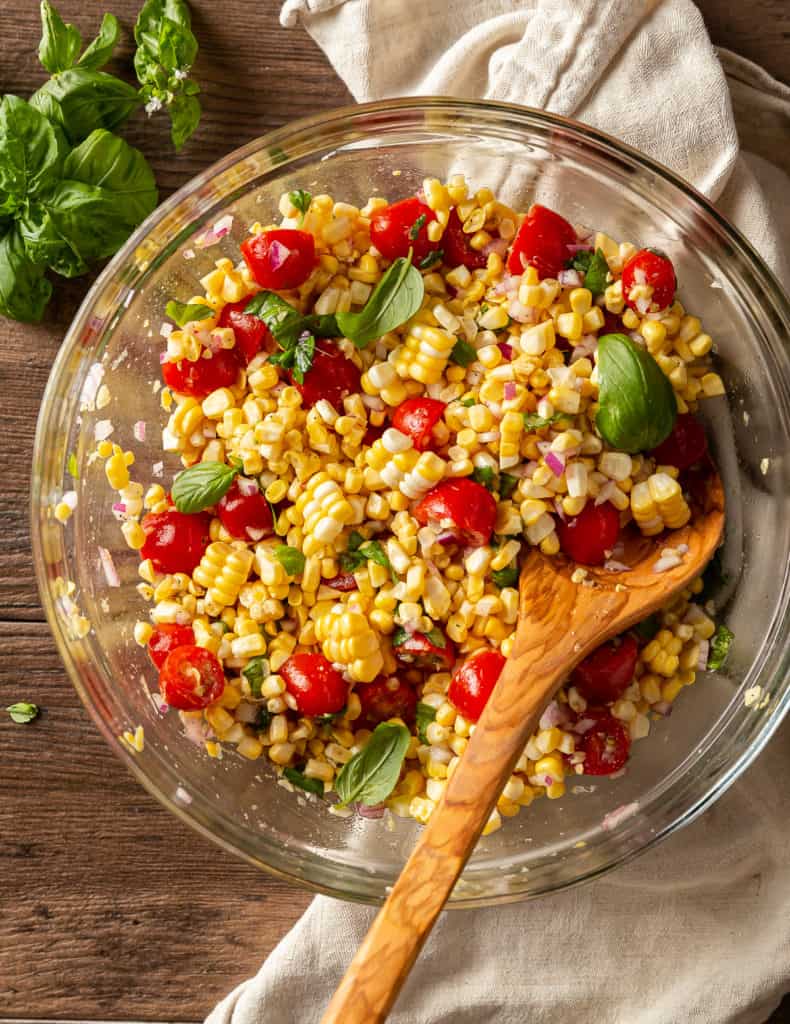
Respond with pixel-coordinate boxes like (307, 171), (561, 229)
(208, 2), (790, 1021)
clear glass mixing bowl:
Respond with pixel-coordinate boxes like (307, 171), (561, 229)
(31, 99), (790, 906)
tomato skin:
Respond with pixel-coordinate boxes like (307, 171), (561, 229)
(241, 228), (316, 290)
(507, 204), (577, 279)
(281, 653), (348, 717)
(448, 649), (507, 722)
(393, 630), (456, 671)
(325, 572), (358, 592)
(217, 478), (274, 541)
(148, 623), (196, 669)
(621, 248), (676, 311)
(217, 299), (275, 364)
(413, 478), (497, 547)
(576, 708), (631, 775)
(159, 645), (225, 711)
(650, 413), (707, 471)
(290, 344), (361, 410)
(141, 510), (211, 574)
(369, 197), (438, 264)
(442, 208), (487, 270)
(556, 501), (620, 566)
(357, 677), (418, 726)
(392, 397), (446, 451)
(162, 348), (241, 398)
(571, 634), (639, 704)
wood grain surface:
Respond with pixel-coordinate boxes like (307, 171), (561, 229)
(0, 2), (787, 1022)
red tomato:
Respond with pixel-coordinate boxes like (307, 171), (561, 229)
(290, 343), (361, 409)
(281, 652), (348, 717)
(241, 229), (316, 291)
(393, 629), (455, 671)
(577, 708), (631, 775)
(448, 649), (507, 722)
(556, 501), (620, 566)
(571, 634), (639, 704)
(162, 348), (241, 398)
(217, 478), (274, 541)
(369, 197), (438, 264)
(442, 208), (487, 270)
(159, 645), (225, 711)
(140, 510), (211, 574)
(650, 413), (707, 471)
(357, 677), (418, 726)
(217, 298), (275, 364)
(147, 623), (196, 669)
(363, 421), (385, 447)
(392, 397), (446, 451)
(325, 572), (359, 592)
(621, 248), (676, 311)
(413, 478), (497, 547)
(506, 204), (577, 279)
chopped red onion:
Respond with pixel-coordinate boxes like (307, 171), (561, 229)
(604, 559), (630, 572)
(236, 476), (259, 497)
(98, 546), (120, 588)
(545, 451), (565, 477)
(539, 700), (570, 729)
(697, 640), (710, 670)
(152, 461), (164, 477)
(497, 341), (513, 360)
(503, 381), (517, 401)
(508, 299), (537, 324)
(602, 802), (639, 831)
(357, 802), (386, 819)
(246, 527), (267, 542)
(133, 421), (147, 442)
(268, 239), (291, 271)
(595, 480), (617, 507)
(61, 490), (78, 510)
(558, 269), (583, 287)
(94, 419), (114, 441)
(436, 529), (460, 545)
(554, 498), (567, 522)
(482, 237), (508, 258)
(653, 701), (673, 716)
(634, 268), (647, 285)
(159, 352), (168, 364)
(182, 714), (213, 745)
(111, 502), (127, 519)
(572, 716), (597, 735)
(160, 322), (173, 338)
(566, 243), (592, 255)
(635, 297), (651, 315)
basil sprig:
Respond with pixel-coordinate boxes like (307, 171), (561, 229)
(171, 459), (240, 513)
(242, 656), (269, 698)
(165, 299), (213, 326)
(335, 254), (424, 348)
(595, 333), (677, 452)
(566, 247), (610, 295)
(339, 531), (396, 581)
(284, 766), (324, 796)
(7, 702), (40, 724)
(707, 624), (734, 671)
(335, 722), (410, 807)
(415, 702), (436, 744)
(275, 545), (305, 576)
(288, 189), (311, 224)
(38, 2), (120, 75)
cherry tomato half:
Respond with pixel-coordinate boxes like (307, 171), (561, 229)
(217, 298), (275, 364)
(241, 228), (317, 291)
(448, 649), (507, 722)
(621, 248), (676, 312)
(650, 413), (707, 471)
(392, 397), (446, 451)
(159, 645), (225, 711)
(147, 623), (196, 670)
(217, 477), (274, 542)
(577, 708), (631, 775)
(393, 629), (455, 671)
(141, 510), (211, 575)
(369, 197), (438, 265)
(507, 204), (577, 280)
(290, 343), (361, 410)
(413, 478), (497, 547)
(281, 652), (348, 717)
(571, 634), (639, 704)
(556, 501), (620, 566)
(442, 208), (487, 270)
(357, 677), (418, 726)
(162, 348), (241, 398)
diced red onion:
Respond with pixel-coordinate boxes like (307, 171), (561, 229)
(497, 341), (513, 360)
(152, 461), (163, 477)
(133, 421), (146, 442)
(268, 239), (291, 271)
(595, 480), (617, 507)
(697, 640), (710, 670)
(160, 322), (173, 338)
(554, 498), (567, 522)
(572, 716), (597, 735)
(357, 802), (386, 819)
(566, 243), (592, 255)
(94, 419), (114, 441)
(482, 237), (508, 258)
(436, 529), (460, 545)
(501, 382), (518, 403)
(635, 297), (651, 315)
(653, 701), (673, 716)
(477, 429), (500, 443)
(246, 527), (267, 542)
(490, 273), (521, 296)
(61, 490), (78, 510)
(508, 299), (537, 324)
(183, 248), (195, 260)
(539, 700), (570, 729)
(634, 268), (647, 285)
(112, 501), (127, 519)
(236, 476), (259, 497)
(159, 352), (168, 364)
(98, 546), (120, 588)
(558, 269), (583, 287)
(602, 802), (639, 831)
(182, 714), (213, 745)
(604, 559), (630, 572)
(545, 451), (565, 477)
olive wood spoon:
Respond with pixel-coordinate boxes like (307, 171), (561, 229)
(321, 473), (724, 1024)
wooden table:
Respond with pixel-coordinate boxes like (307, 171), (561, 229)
(1, 2), (787, 1021)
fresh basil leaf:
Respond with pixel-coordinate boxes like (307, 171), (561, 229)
(6, 702), (40, 724)
(38, 0), (82, 73)
(707, 624), (734, 671)
(30, 69), (141, 145)
(334, 722), (410, 807)
(596, 333), (677, 453)
(284, 766), (324, 796)
(244, 291), (340, 352)
(166, 299), (213, 326)
(18, 204), (87, 278)
(391, 626), (408, 648)
(632, 614), (661, 643)
(499, 472), (518, 500)
(254, 707), (273, 730)
(567, 250), (593, 273)
(471, 465), (496, 492)
(340, 536), (395, 581)
(289, 189), (311, 217)
(78, 12), (120, 70)
(275, 545), (305, 576)
(67, 451), (79, 478)
(347, 531), (364, 552)
(291, 333), (316, 385)
(423, 626), (446, 649)
(522, 411), (563, 432)
(336, 255), (424, 348)
(242, 656), (269, 698)
(459, 397), (475, 407)
(409, 214), (426, 241)
(171, 460), (239, 513)
(492, 563), (519, 589)
(316, 707), (345, 725)
(135, 0), (197, 67)
(0, 96), (66, 211)
(0, 225), (52, 323)
(415, 702), (436, 744)
(419, 249), (443, 270)
(167, 92), (201, 151)
(359, 541), (396, 582)
(450, 338), (477, 367)
(582, 248), (610, 296)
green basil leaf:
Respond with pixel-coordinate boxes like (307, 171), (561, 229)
(415, 702), (436, 744)
(67, 451), (79, 478)
(6, 702), (40, 725)
(359, 541), (396, 583)
(166, 299), (213, 326)
(167, 92), (201, 151)
(244, 291), (340, 353)
(38, 0), (82, 73)
(18, 204), (87, 278)
(499, 472), (518, 500)
(334, 722), (410, 807)
(423, 626), (446, 649)
(582, 248), (610, 296)
(347, 531), (364, 552)
(291, 333), (316, 385)
(171, 460), (239, 513)
(449, 338), (477, 367)
(632, 614), (661, 643)
(459, 397), (475, 407)
(391, 626), (408, 648)
(409, 214), (426, 241)
(419, 249), (443, 270)
(77, 12), (120, 70)
(242, 656), (269, 698)
(707, 624), (734, 671)
(335, 256), (424, 348)
(522, 411), (563, 432)
(289, 189), (311, 217)
(275, 545), (305, 576)
(0, 96), (66, 211)
(492, 563), (519, 589)
(135, 0), (197, 68)
(596, 333), (677, 453)
(30, 69), (141, 145)
(284, 766), (324, 796)
(567, 250), (593, 273)
(0, 225), (52, 324)
(254, 706), (273, 730)
(471, 465), (496, 492)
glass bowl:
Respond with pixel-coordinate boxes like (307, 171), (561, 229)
(31, 99), (790, 907)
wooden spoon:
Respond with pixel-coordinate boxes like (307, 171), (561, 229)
(321, 473), (724, 1024)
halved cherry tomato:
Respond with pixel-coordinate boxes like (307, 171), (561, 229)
(161, 348), (241, 398)
(576, 708), (631, 775)
(413, 478), (497, 547)
(217, 298), (275, 364)
(290, 343), (361, 409)
(159, 645), (225, 711)
(141, 510), (211, 574)
(357, 677), (418, 726)
(392, 629), (455, 671)
(507, 204), (577, 279)
(621, 248), (676, 311)
(241, 228), (316, 290)
(217, 477), (274, 541)
(148, 623), (196, 669)
(325, 572), (358, 592)
(650, 413), (707, 471)
(442, 208), (487, 270)
(571, 634), (639, 704)
(369, 197), (438, 264)
(556, 500), (620, 566)
(281, 652), (348, 717)
(392, 397), (446, 451)
(448, 649), (506, 722)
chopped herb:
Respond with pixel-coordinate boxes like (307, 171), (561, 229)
(340, 535), (396, 582)
(707, 624), (734, 671)
(632, 614), (661, 643)
(408, 214), (426, 241)
(334, 722), (410, 807)
(415, 702), (436, 744)
(459, 397), (476, 407)
(391, 626), (408, 648)
(288, 189), (312, 222)
(67, 451), (79, 478)
(6, 702), (39, 724)
(522, 411), (563, 432)
(165, 299), (213, 326)
(283, 766), (324, 796)
(244, 290), (340, 380)
(171, 459), (240, 513)
(492, 563), (519, 589)
(499, 472), (518, 499)
(275, 545), (305, 576)
(316, 707), (345, 725)
(471, 465), (496, 492)
(583, 248), (610, 296)
(450, 338), (477, 367)
(419, 249), (443, 270)
(423, 626), (447, 649)
(242, 656), (269, 698)
(254, 707), (273, 730)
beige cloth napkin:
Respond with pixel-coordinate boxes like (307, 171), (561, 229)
(208, 3), (790, 1021)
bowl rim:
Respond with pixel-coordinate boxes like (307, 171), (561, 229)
(31, 96), (790, 907)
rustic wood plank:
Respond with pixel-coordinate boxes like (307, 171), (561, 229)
(697, 0), (790, 84)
